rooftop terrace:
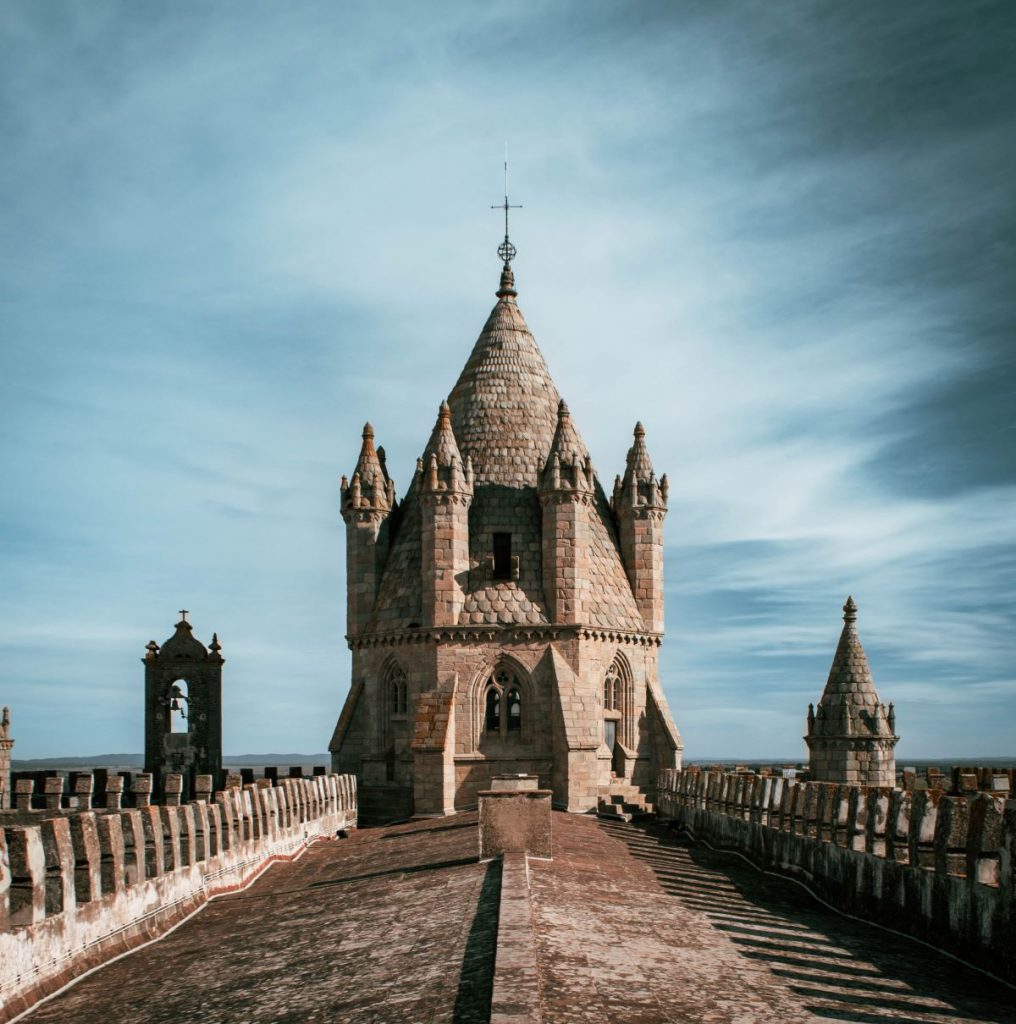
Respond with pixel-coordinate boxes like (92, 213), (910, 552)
(21, 812), (1016, 1024)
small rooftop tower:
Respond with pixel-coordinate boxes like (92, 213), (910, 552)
(143, 611), (224, 795)
(0, 706), (13, 810)
(806, 597), (898, 786)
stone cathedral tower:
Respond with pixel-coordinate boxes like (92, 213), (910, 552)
(329, 254), (682, 819)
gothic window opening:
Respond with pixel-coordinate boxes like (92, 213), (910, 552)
(485, 686), (501, 733)
(379, 662), (408, 751)
(493, 533), (512, 580)
(603, 658), (635, 749)
(389, 669), (408, 716)
(482, 667), (523, 741)
(507, 687), (522, 733)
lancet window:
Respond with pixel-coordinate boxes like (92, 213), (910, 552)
(603, 657), (634, 749)
(482, 667), (523, 741)
(379, 661), (408, 750)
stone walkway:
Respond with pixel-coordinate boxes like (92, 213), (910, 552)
(530, 816), (1016, 1024)
(24, 814), (498, 1024)
(19, 812), (1016, 1024)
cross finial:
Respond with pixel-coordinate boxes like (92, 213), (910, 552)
(491, 143), (521, 266)
(178, 609), (189, 623)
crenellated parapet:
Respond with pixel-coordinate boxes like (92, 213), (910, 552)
(341, 423), (397, 636)
(656, 768), (1016, 983)
(613, 422), (668, 633)
(417, 401), (473, 627)
(0, 773), (357, 1019)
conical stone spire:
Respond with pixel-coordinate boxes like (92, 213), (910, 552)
(364, 264), (644, 633)
(420, 400), (472, 496)
(818, 596), (883, 711)
(342, 423), (394, 515)
(446, 268), (559, 487)
(541, 399), (593, 495)
(806, 596), (898, 785)
(617, 421), (667, 512)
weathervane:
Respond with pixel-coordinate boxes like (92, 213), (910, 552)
(491, 143), (521, 266)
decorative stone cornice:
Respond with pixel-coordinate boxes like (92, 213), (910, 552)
(347, 622), (663, 651)
(341, 507), (391, 525)
(418, 491), (472, 508)
(538, 490), (596, 507)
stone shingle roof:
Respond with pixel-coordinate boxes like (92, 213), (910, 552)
(811, 597), (894, 738)
(447, 266), (559, 487)
(366, 266), (644, 634)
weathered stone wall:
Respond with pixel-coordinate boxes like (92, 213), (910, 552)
(0, 773), (357, 1023)
(656, 769), (1015, 983)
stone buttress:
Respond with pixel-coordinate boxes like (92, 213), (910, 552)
(330, 259), (683, 821)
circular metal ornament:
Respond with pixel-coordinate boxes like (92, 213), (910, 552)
(497, 238), (516, 264)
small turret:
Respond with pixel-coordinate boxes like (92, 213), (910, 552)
(805, 597), (899, 786)
(540, 400), (595, 498)
(419, 402), (472, 499)
(614, 421), (668, 633)
(0, 705), (13, 810)
(539, 400), (596, 623)
(341, 422), (396, 637)
(419, 400), (473, 627)
(341, 423), (394, 517)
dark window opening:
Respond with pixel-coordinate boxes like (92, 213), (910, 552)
(507, 688), (522, 732)
(485, 687), (501, 732)
(493, 533), (512, 580)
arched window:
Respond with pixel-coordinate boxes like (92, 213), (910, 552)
(507, 687), (522, 733)
(388, 665), (408, 716)
(482, 667), (523, 741)
(379, 661), (408, 751)
(168, 680), (189, 734)
(603, 656), (634, 748)
(485, 686), (501, 733)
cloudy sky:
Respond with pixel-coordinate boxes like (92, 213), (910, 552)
(2, 2), (1013, 760)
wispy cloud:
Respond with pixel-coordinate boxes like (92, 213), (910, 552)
(1, 1), (1013, 758)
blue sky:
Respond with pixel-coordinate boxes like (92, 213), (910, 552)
(2, 2), (1014, 759)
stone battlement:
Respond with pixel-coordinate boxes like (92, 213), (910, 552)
(656, 769), (1015, 983)
(6, 764), (332, 816)
(0, 773), (357, 1023)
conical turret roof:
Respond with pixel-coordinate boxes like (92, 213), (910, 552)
(447, 265), (559, 487)
(811, 597), (895, 739)
(364, 264), (643, 634)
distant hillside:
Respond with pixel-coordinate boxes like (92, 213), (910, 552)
(12, 753), (331, 770)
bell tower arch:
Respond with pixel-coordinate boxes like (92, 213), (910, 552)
(143, 611), (224, 795)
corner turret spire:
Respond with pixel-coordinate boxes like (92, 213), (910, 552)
(341, 422), (395, 516)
